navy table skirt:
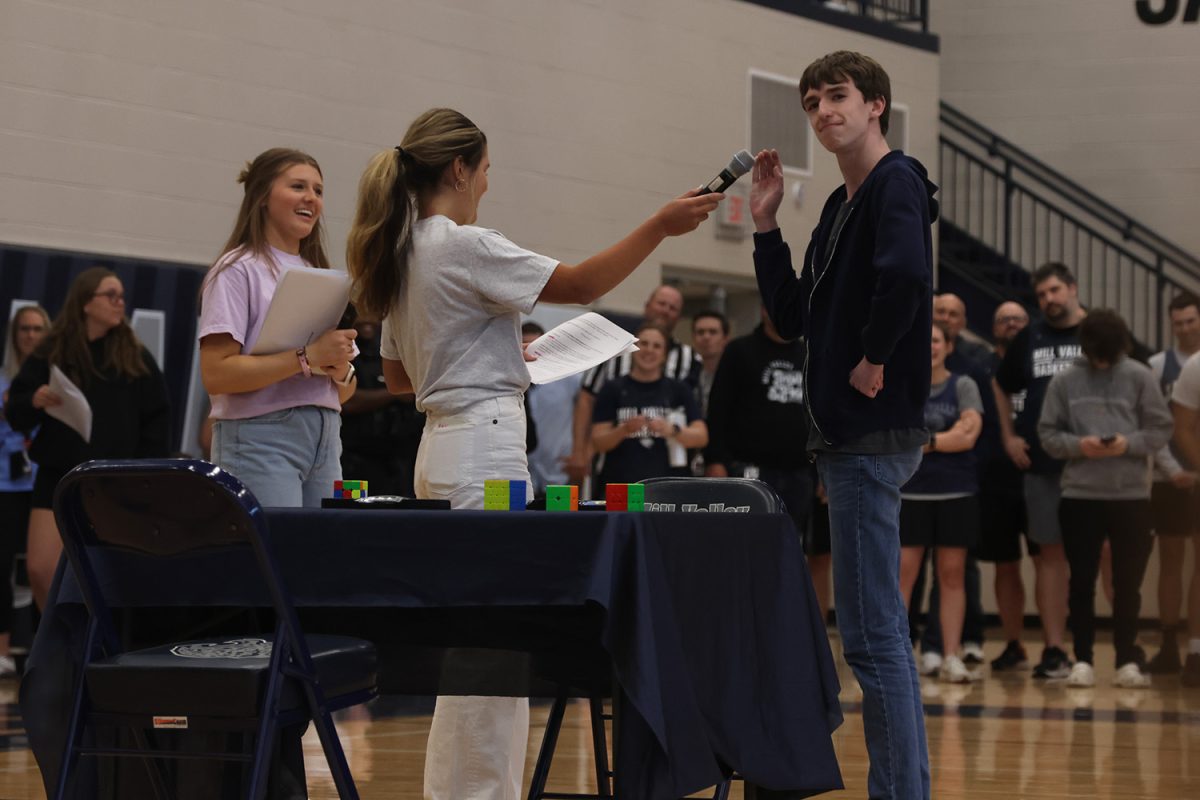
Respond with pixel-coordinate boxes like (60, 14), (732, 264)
(21, 509), (843, 799)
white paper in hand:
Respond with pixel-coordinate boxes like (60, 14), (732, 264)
(525, 312), (639, 385)
(47, 365), (93, 443)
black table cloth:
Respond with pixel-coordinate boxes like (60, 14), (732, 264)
(21, 509), (843, 798)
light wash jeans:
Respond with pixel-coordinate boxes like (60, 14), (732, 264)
(211, 405), (342, 508)
(817, 448), (930, 800)
(418, 395), (531, 800)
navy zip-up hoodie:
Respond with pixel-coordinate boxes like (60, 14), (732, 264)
(754, 151), (938, 447)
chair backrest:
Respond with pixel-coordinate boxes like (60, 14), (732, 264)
(52, 459), (295, 657)
(637, 476), (783, 513)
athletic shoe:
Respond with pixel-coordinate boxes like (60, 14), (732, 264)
(940, 654), (978, 684)
(961, 642), (986, 665)
(990, 640), (1029, 671)
(919, 651), (943, 676)
(0, 656), (16, 679)
(1033, 646), (1072, 679)
(1066, 661), (1095, 687)
(1181, 654), (1200, 688)
(1113, 662), (1151, 688)
(1146, 646), (1182, 675)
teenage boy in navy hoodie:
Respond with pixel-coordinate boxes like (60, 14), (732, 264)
(750, 51), (937, 800)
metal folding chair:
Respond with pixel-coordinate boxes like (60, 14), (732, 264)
(51, 458), (378, 799)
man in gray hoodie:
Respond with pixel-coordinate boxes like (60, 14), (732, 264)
(1038, 309), (1174, 688)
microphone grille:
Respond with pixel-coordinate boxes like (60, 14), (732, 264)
(728, 149), (755, 178)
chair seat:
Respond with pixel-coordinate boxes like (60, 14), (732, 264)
(86, 634), (377, 718)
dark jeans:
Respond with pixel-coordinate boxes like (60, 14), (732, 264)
(1059, 498), (1153, 667)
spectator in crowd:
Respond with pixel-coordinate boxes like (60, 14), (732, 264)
(900, 323), (984, 683)
(975, 301), (1035, 670)
(340, 314), (424, 496)
(703, 307), (825, 614)
(1038, 310), (1173, 688)
(0, 305), (49, 676)
(569, 285), (700, 490)
(912, 293), (996, 667)
(199, 148), (358, 507)
(7, 268), (171, 609)
(1164, 345), (1200, 685)
(691, 309), (730, 416)
(1145, 292), (1200, 675)
(994, 262), (1086, 679)
(522, 321), (582, 495)
(935, 292), (992, 367)
(591, 323), (707, 489)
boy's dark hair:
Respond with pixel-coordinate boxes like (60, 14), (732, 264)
(1168, 291), (1200, 315)
(1031, 261), (1077, 288)
(521, 321), (545, 337)
(692, 309), (730, 336)
(799, 51), (892, 136)
(1079, 309), (1132, 365)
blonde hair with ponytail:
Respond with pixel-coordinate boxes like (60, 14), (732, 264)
(347, 108), (487, 320)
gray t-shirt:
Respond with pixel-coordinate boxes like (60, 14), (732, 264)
(380, 215), (557, 417)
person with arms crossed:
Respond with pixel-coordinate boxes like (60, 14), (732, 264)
(345, 108), (721, 800)
(199, 148), (359, 508)
(1145, 292), (1200, 676)
(751, 51), (937, 800)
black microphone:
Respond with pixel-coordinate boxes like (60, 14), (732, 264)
(698, 149), (755, 195)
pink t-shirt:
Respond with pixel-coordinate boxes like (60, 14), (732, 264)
(198, 247), (340, 420)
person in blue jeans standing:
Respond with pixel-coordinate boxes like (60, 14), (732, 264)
(750, 51), (937, 800)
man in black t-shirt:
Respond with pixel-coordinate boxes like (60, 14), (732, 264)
(993, 262), (1086, 679)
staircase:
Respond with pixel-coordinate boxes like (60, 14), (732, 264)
(938, 102), (1200, 351)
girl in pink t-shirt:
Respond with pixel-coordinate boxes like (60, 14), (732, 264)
(198, 148), (358, 507)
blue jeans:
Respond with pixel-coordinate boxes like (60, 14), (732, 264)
(211, 405), (342, 508)
(817, 448), (929, 800)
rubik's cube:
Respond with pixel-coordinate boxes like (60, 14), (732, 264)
(605, 483), (644, 511)
(545, 485), (579, 511)
(334, 480), (368, 500)
(484, 479), (527, 511)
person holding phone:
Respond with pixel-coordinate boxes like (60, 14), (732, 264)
(199, 148), (358, 507)
(1038, 310), (1173, 688)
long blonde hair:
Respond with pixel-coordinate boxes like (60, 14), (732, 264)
(346, 109), (487, 320)
(5, 305), (51, 379)
(204, 148), (331, 293)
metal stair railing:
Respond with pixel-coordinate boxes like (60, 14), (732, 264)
(939, 101), (1200, 351)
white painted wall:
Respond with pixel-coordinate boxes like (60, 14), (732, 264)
(1, 0), (940, 316)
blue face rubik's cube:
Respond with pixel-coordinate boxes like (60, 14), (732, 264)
(484, 479), (527, 511)
(334, 480), (368, 500)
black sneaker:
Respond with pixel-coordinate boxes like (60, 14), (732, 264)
(990, 640), (1029, 671)
(1032, 646), (1072, 679)
(1182, 654), (1200, 688)
(1146, 646), (1182, 675)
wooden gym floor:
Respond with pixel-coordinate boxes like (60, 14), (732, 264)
(0, 632), (1196, 799)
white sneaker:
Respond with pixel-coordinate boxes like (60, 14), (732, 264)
(0, 656), (16, 679)
(919, 651), (943, 676)
(939, 654), (977, 684)
(961, 642), (986, 665)
(1113, 662), (1151, 688)
(1066, 661), (1095, 687)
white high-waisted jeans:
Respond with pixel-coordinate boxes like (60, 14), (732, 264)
(418, 395), (532, 800)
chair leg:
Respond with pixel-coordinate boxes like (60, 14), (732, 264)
(131, 728), (172, 800)
(588, 697), (611, 797)
(53, 622), (98, 800)
(308, 705), (359, 800)
(526, 694), (569, 800)
(712, 779), (732, 800)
